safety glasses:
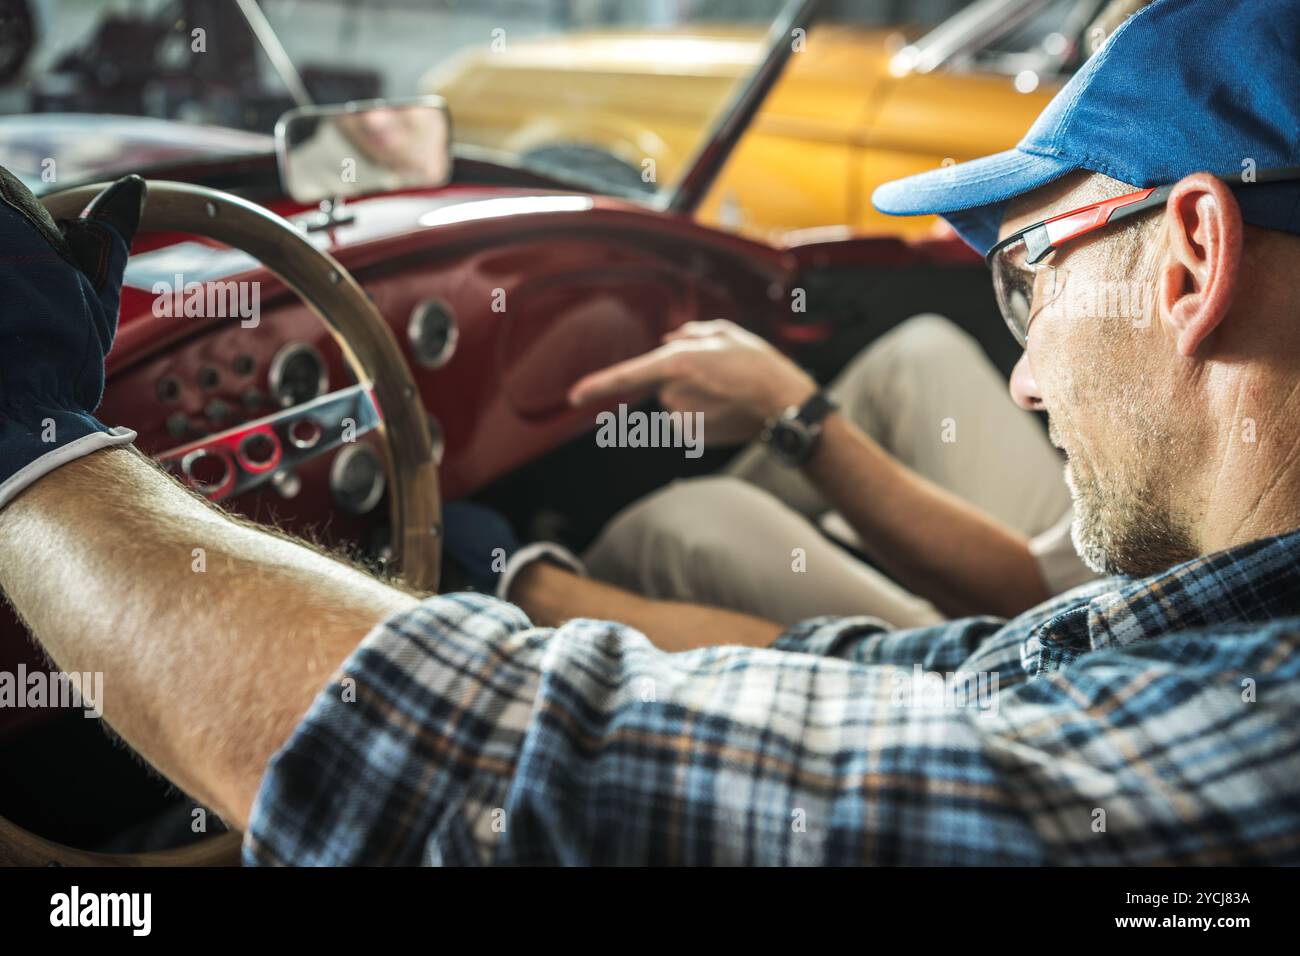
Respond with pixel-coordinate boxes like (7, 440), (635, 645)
(986, 166), (1300, 346)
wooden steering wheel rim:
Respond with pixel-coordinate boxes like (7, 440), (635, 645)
(0, 180), (441, 867)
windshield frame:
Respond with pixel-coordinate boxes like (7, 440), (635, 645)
(663, 0), (822, 215)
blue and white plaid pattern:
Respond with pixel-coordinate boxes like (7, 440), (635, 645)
(245, 530), (1300, 865)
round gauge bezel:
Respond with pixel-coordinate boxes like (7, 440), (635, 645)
(268, 341), (330, 408)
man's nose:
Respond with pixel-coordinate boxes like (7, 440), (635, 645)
(1009, 353), (1044, 411)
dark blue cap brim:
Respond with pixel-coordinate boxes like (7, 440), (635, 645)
(871, 148), (1080, 255)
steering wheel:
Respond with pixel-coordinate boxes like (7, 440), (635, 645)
(0, 181), (441, 866)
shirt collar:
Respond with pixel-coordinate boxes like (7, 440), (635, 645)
(1029, 527), (1300, 671)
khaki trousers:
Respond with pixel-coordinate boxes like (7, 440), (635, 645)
(584, 315), (1072, 628)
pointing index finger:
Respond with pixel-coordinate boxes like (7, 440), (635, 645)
(568, 345), (684, 407)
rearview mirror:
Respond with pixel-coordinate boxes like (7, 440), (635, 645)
(275, 96), (452, 205)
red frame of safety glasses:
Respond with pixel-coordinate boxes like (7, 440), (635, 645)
(985, 165), (1300, 268)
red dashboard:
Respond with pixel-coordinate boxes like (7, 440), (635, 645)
(102, 188), (792, 528)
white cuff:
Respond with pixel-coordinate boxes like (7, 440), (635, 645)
(0, 427), (137, 511)
(496, 542), (586, 602)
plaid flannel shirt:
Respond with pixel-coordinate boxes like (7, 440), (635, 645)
(244, 529), (1300, 865)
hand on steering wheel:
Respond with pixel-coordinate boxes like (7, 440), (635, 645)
(0, 168), (145, 510)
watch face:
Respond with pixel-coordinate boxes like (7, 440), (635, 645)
(774, 427), (804, 455)
(767, 419), (813, 464)
(763, 391), (831, 465)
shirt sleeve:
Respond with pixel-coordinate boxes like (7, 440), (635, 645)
(243, 592), (1043, 866)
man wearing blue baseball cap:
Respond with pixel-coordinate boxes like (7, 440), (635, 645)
(875, 0), (1300, 579)
(3, 0), (1300, 866)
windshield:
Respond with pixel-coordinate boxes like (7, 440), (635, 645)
(0, 0), (990, 200)
(1, 0), (808, 198)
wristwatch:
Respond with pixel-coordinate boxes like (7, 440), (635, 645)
(760, 390), (837, 466)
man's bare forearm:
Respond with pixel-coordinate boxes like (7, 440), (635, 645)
(0, 448), (416, 830)
(510, 561), (783, 652)
(802, 414), (1050, 618)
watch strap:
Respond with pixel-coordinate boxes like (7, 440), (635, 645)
(792, 390), (836, 426)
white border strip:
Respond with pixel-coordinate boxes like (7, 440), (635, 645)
(0, 427), (137, 511)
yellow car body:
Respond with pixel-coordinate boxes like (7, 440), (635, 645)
(423, 25), (1062, 240)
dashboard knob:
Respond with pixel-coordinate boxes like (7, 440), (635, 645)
(165, 412), (191, 439)
(204, 399), (231, 425)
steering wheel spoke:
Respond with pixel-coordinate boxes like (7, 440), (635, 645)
(156, 384), (382, 502)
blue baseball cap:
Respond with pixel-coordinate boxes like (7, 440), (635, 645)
(871, 0), (1300, 254)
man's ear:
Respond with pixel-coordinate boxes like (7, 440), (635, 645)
(1156, 172), (1243, 357)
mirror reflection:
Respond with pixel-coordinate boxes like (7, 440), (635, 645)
(277, 97), (451, 204)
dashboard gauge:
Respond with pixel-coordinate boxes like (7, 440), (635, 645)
(407, 298), (458, 369)
(268, 342), (328, 408)
(330, 444), (386, 515)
